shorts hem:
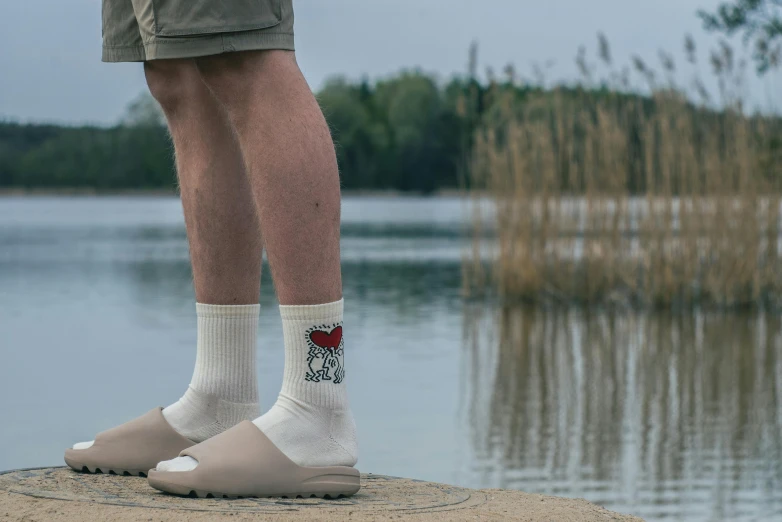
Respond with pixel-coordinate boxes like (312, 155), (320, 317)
(103, 45), (146, 62)
(102, 31), (295, 63)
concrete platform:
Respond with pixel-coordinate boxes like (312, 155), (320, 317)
(0, 467), (643, 521)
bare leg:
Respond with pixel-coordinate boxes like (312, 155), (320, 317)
(195, 51), (342, 306)
(144, 60), (262, 305)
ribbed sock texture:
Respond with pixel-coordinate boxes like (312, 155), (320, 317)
(189, 303), (260, 403)
(157, 299), (358, 472)
(161, 303), (261, 443)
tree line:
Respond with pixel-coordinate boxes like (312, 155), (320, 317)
(0, 72), (484, 193)
(0, 72), (697, 194)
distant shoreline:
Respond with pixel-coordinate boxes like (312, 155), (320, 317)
(0, 187), (466, 198)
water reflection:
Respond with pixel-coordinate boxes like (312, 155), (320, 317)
(464, 306), (782, 521)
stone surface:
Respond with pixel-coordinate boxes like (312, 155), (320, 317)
(0, 467), (644, 521)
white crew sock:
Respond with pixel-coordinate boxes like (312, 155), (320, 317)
(157, 299), (358, 472)
(72, 303), (261, 450)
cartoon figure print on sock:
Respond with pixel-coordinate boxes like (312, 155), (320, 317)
(305, 323), (344, 383)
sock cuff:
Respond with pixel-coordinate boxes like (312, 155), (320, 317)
(279, 299), (343, 321)
(196, 303), (260, 318)
(191, 302), (260, 404)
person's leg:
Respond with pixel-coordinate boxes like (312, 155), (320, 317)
(70, 60), (263, 456)
(200, 51), (342, 306)
(145, 60), (263, 307)
(146, 60), (264, 441)
(157, 50), (357, 473)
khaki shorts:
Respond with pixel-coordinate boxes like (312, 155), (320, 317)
(102, 0), (294, 62)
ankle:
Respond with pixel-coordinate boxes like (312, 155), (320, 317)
(164, 387), (260, 443)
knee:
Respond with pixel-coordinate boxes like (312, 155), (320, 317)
(144, 60), (201, 112)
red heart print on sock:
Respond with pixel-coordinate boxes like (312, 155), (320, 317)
(309, 326), (343, 352)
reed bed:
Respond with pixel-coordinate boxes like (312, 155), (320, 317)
(465, 38), (782, 308)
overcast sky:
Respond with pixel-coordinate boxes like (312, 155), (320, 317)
(0, 0), (779, 125)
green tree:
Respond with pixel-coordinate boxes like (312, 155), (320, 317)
(319, 72), (465, 193)
(699, 0), (782, 73)
(318, 78), (390, 189)
(373, 72), (462, 193)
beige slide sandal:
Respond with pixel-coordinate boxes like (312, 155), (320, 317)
(148, 421), (360, 499)
(64, 408), (195, 477)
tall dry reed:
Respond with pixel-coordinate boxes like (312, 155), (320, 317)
(466, 36), (782, 308)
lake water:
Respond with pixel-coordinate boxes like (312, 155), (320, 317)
(1, 196), (781, 522)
